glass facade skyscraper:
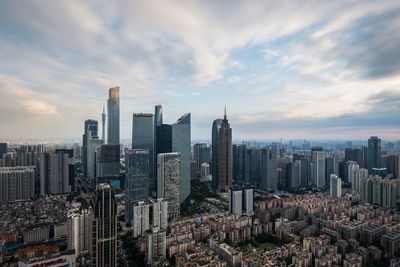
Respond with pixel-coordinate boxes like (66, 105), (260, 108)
(368, 136), (381, 172)
(107, 86), (120, 145)
(132, 113), (154, 194)
(125, 149), (150, 223)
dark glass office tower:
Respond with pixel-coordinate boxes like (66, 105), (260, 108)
(97, 144), (120, 183)
(132, 113), (154, 193)
(244, 148), (261, 185)
(211, 110), (232, 192)
(125, 149), (149, 223)
(91, 183), (117, 267)
(260, 146), (278, 191)
(368, 136), (381, 172)
(0, 143), (8, 158)
(82, 120), (98, 177)
(233, 144), (246, 182)
(107, 86), (120, 145)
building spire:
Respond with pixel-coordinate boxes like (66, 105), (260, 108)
(224, 105), (227, 120)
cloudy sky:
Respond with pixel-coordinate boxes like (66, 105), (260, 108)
(1, 1), (400, 141)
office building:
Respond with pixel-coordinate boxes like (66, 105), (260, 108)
(82, 120), (98, 177)
(154, 106), (191, 202)
(0, 166), (35, 203)
(157, 153), (181, 219)
(132, 113), (155, 193)
(311, 148), (325, 188)
(107, 86), (120, 145)
(260, 146), (278, 191)
(125, 149), (150, 224)
(87, 136), (103, 183)
(330, 174), (341, 198)
(345, 148), (364, 167)
(381, 154), (400, 178)
(325, 156), (338, 184)
(96, 144), (120, 182)
(287, 160), (301, 190)
(91, 183), (117, 267)
(228, 186), (254, 216)
(0, 143), (7, 158)
(193, 143), (211, 176)
(368, 136), (381, 171)
(211, 109), (232, 192)
(101, 105), (106, 143)
(244, 148), (261, 185)
(232, 144), (246, 183)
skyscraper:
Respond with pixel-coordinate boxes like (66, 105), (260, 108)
(368, 136), (381, 171)
(0, 143), (7, 158)
(132, 113), (154, 193)
(232, 144), (246, 183)
(101, 105), (106, 144)
(348, 161), (360, 192)
(91, 183), (117, 267)
(44, 149), (73, 194)
(154, 106), (191, 202)
(125, 149), (150, 224)
(286, 160), (301, 190)
(67, 208), (92, 256)
(96, 144), (120, 182)
(228, 185), (254, 216)
(193, 143), (211, 176)
(330, 174), (342, 198)
(82, 119), (98, 177)
(244, 148), (261, 185)
(107, 86), (120, 145)
(171, 113), (191, 201)
(157, 152), (181, 219)
(260, 146), (278, 191)
(211, 110), (232, 192)
(311, 147), (325, 188)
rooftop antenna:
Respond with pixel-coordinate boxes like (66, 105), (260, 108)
(224, 105), (227, 120)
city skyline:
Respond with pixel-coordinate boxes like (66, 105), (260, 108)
(1, 1), (400, 140)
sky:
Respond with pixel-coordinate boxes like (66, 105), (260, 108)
(0, 1), (400, 141)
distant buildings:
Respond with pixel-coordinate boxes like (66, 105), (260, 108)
(260, 146), (278, 191)
(312, 147), (326, 188)
(125, 149), (150, 224)
(330, 174), (342, 198)
(157, 152), (181, 219)
(212, 110), (232, 192)
(107, 86), (120, 145)
(0, 166), (35, 203)
(91, 183), (117, 267)
(368, 136), (381, 172)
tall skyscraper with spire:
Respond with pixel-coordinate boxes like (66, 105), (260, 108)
(107, 86), (120, 145)
(102, 104), (106, 144)
(212, 108), (232, 192)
